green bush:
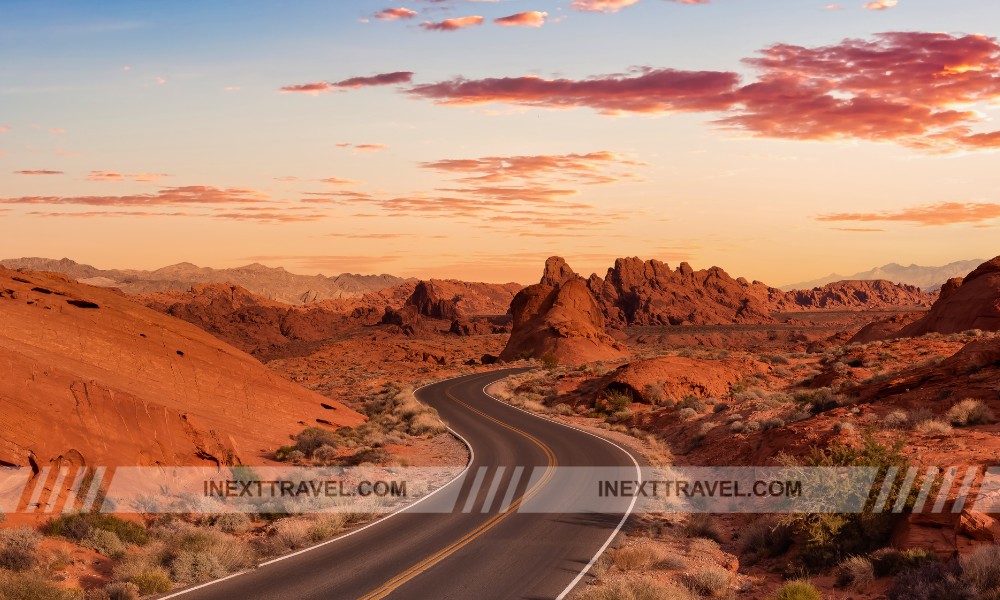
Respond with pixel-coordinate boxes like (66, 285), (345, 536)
(46, 513), (149, 546)
(779, 432), (914, 572)
(770, 580), (822, 600)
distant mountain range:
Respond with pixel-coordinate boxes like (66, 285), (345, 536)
(0, 257), (413, 305)
(782, 259), (985, 293)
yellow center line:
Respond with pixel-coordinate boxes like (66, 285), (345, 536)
(356, 374), (557, 600)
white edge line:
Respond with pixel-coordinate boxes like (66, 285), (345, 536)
(477, 373), (642, 600)
(159, 378), (477, 599)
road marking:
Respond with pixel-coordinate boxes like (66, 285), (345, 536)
(476, 379), (643, 600)
(357, 372), (558, 600)
(462, 466), (488, 513)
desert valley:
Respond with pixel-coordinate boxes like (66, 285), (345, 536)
(1, 252), (999, 599)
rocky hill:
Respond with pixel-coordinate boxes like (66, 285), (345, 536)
(898, 256), (1000, 336)
(500, 267), (627, 365)
(779, 279), (932, 311)
(0, 257), (412, 305)
(0, 267), (362, 469)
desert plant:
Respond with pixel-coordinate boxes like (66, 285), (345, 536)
(170, 550), (227, 584)
(883, 410), (910, 429)
(684, 513), (724, 543)
(946, 399), (995, 427)
(46, 513), (148, 546)
(740, 517), (793, 564)
(609, 546), (659, 571)
(769, 580), (821, 600)
(835, 555), (875, 588)
(103, 581), (140, 600)
(886, 560), (974, 600)
(312, 444), (338, 465)
(677, 395), (708, 413)
(581, 578), (697, 600)
(678, 407), (698, 421)
(0, 570), (82, 600)
(83, 529), (126, 558)
(121, 567), (172, 595)
(643, 383), (665, 405)
(870, 547), (937, 577)
(914, 418), (953, 435)
(960, 544), (1000, 593)
(681, 568), (731, 597)
(0, 527), (42, 571)
(212, 512), (253, 535)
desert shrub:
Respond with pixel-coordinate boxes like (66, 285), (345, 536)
(769, 580), (821, 600)
(294, 427), (342, 456)
(0, 527), (42, 571)
(312, 444), (338, 465)
(678, 407), (698, 421)
(124, 569), (172, 595)
(552, 403), (574, 415)
(869, 547), (937, 577)
(607, 409), (633, 424)
(779, 432), (913, 572)
(946, 399), (995, 427)
(883, 410), (910, 429)
(915, 419), (953, 435)
(170, 551), (227, 584)
(740, 517), (792, 564)
(960, 544), (1000, 593)
(581, 578), (697, 600)
(763, 354), (791, 365)
(833, 421), (856, 434)
(794, 387), (843, 414)
(729, 420), (745, 433)
(409, 412), (447, 436)
(835, 555), (875, 588)
(0, 571), (82, 600)
(761, 417), (785, 431)
(0, 512), (5, 523)
(643, 384), (665, 405)
(46, 513), (148, 546)
(677, 395), (708, 413)
(743, 420), (762, 433)
(83, 529), (126, 558)
(154, 521), (254, 574)
(886, 560), (974, 600)
(684, 514), (724, 543)
(270, 518), (313, 551)
(609, 546), (659, 571)
(681, 568), (731, 596)
(603, 390), (634, 413)
(345, 447), (391, 466)
(212, 512), (253, 535)
(713, 402), (730, 413)
(655, 553), (689, 570)
(101, 581), (140, 600)
(304, 513), (346, 542)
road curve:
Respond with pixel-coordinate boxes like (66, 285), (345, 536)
(167, 368), (639, 600)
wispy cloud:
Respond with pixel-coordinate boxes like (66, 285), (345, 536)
(0, 185), (267, 206)
(818, 201), (1000, 226)
(374, 7), (418, 20)
(280, 71), (414, 94)
(87, 170), (168, 182)
(13, 169), (64, 175)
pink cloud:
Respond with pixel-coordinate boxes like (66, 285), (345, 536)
(818, 201), (1000, 226)
(420, 16), (484, 31)
(0, 186), (267, 206)
(494, 11), (548, 27)
(864, 0), (898, 9)
(280, 71), (414, 94)
(570, 0), (640, 12)
(374, 7), (418, 20)
(87, 171), (168, 182)
(13, 170), (63, 175)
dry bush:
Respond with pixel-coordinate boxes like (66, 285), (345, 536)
(835, 555), (875, 588)
(914, 419), (953, 435)
(0, 570), (79, 600)
(684, 514), (724, 543)
(769, 580), (821, 600)
(0, 526), (42, 571)
(152, 521), (255, 580)
(946, 399), (995, 427)
(312, 444), (338, 465)
(654, 553), (689, 570)
(883, 410), (910, 430)
(681, 568), (731, 597)
(961, 544), (1000, 593)
(212, 512), (252, 535)
(170, 551), (227, 584)
(740, 517), (792, 565)
(82, 529), (126, 558)
(581, 578), (697, 600)
(608, 546), (659, 571)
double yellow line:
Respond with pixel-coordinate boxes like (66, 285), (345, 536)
(357, 376), (557, 600)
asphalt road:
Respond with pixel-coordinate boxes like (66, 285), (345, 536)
(167, 368), (640, 600)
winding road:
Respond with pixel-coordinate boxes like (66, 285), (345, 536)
(167, 368), (640, 600)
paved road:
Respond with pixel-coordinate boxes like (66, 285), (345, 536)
(168, 369), (639, 600)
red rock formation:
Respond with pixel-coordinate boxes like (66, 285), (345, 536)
(781, 279), (932, 310)
(898, 256), (1000, 336)
(500, 277), (627, 365)
(0, 267), (363, 469)
(601, 356), (760, 404)
(403, 279), (522, 320)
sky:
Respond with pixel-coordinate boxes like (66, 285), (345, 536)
(1, 0), (999, 285)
